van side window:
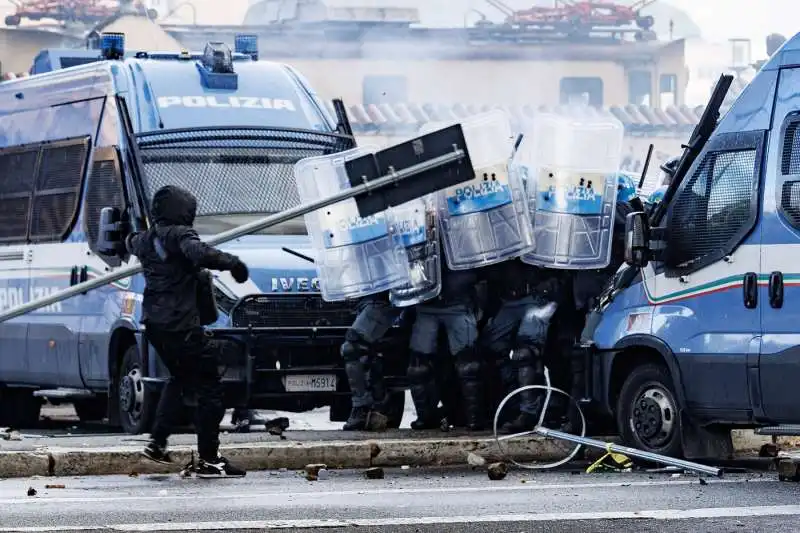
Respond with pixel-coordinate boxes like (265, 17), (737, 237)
(85, 146), (125, 266)
(0, 146), (38, 244)
(666, 148), (757, 274)
(29, 137), (91, 243)
(779, 119), (800, 228)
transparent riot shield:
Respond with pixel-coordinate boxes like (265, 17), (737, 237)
(387, 194), (441, 307)
(294, 146), (410, 302)
(424, 110), (534, 270)
(520, 108), (624, 270)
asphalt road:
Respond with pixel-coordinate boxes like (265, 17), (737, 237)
(0, 465), (798, 532)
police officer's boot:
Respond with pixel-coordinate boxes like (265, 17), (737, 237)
(408, 352), (442, 430)
(454, 349), (486, 431)
(501, 347), (544, 434)
(341, 341), (374, 431)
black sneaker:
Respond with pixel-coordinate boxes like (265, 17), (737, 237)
(142, 441), (173, 465)
(195, 456), (246, 478)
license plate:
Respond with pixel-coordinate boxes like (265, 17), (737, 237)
(283, 374), (337, 392)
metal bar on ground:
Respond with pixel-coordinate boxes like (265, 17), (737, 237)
(534, 426), (722, 477)
(0, 147), (467, 324)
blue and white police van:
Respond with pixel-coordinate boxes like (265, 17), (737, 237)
(0, 33), (408, 433)
(584, 31), (800, 460)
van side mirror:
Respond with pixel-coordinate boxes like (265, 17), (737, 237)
(97, 206), (128, 256)
(624, 211), (650, 268)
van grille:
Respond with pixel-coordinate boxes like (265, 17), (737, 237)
(230, 294), (359, 329)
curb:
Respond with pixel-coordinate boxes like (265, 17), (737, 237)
(0, 430), (790, 478)
(0, 435), (579, 478)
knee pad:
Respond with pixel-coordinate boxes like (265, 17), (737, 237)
(340, 337), (371, 362)
(454, 350), (482, 380)
(407, 352), (434, 381)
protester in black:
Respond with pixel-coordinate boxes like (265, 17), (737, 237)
(126, 185), (250, 478)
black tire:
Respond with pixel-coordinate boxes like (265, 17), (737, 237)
(0, 388), (42, 428)
(4, 15), (20, 26)
(616, 364), (682, 458)
(384, 390), (405, 429)
(146, 8), (158, 19)
(73, 399), (107, 422)
(117, 345), (158, 435)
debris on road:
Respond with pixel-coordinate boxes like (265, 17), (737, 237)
(26, 487), (36, 496)
(365, 467), (384, 480)
(1, 429), (21, 441)
(467, 452), (486, 467)
(305, 463), (327, 481)
(45, 484), (65, 489)
(487, 462), (508, 480)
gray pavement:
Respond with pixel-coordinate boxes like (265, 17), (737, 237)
(0, 465), (798, 532)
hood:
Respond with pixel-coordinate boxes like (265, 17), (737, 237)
(152, 185), (197, 226)
(207, 234), (320, 298)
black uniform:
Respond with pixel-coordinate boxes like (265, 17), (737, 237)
(407, 264), (482, 430)
(479, 260), (564, 433)
(341, 291), (403, 431)
(126, 185), (249, 476)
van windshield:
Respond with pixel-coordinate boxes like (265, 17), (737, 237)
(136, 127), (353, 235)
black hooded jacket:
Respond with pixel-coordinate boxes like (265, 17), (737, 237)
(126, 185), (242, 330)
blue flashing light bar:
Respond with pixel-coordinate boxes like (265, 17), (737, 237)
(100, 32), (125, 60)
(234, 34), (258, 60)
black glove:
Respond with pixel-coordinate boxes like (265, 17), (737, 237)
(230, 259), (249, 284)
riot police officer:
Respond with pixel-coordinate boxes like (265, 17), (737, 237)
(407, 263), (482, 430)
(561, 175), (639, 432)
(479, 260), (565, 433)
(341, 291), (403, 431)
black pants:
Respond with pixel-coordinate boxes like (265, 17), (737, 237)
(148, 326), (225, 462)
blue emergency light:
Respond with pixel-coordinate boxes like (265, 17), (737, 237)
(234, 34), (258, 60)
(100, 32), (125, 60)
(197, 41), (238, 90)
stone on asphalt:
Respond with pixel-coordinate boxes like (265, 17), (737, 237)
(488, 462), (508, 480)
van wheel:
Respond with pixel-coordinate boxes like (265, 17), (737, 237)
(0, 388), (42, 428)
(616, 364), (682, 458)
(74, 399), (107, 422)
(118, 345), (157, 435)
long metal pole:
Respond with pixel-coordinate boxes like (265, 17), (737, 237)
(534, 426), (722, 477)
(0, 149), (465, 324)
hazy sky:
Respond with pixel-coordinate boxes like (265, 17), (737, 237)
(664, 0), (797, 54)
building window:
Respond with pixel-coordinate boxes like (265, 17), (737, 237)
(560, 77), (603, 106)
(660, 74), (678, 106)
(628, 71), (652, 105)
(362, 75), (408, 106)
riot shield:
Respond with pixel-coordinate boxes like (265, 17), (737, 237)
(424, 110), (534, 270)
(387, 194), (441, 307)
(520, 108), (624, 270)
(294, 146), (410, 302)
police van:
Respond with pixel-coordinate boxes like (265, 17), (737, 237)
(0, 33), (408, 433)
(585, 31), (800, 460)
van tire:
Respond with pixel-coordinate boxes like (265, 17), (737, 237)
(117, 345), (157, 435)
(0, 388), (42, 428)
(616, 364), (682, 458)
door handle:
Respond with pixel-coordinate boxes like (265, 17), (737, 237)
(79, 266), (88, 283)
(769, 271), (784, 309)
(69, 266), (78, 286)
(743, 272), (758, 309)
